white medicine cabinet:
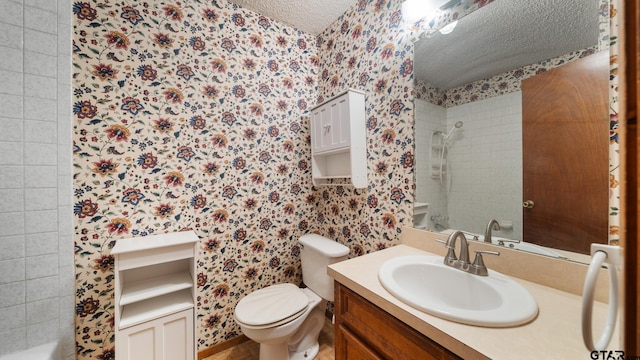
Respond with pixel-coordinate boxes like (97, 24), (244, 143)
(310, 89), (367, 188)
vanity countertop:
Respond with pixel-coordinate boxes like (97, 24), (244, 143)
(328, 244), (620, 360)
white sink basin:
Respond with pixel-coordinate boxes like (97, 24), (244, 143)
(378, 255), (538, 327)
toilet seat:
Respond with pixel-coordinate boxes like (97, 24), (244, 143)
(235, 283), (310, 329)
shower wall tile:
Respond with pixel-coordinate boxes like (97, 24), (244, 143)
(24, 28), (56, 55)
(58, 118), (71, 147)
(414, 99), (448, 229)
(0, 189), (24, 212)
(24, 6), (57, 34)
(57, 57), (71, 86)
(0, 235), (25, 260)
(26, 318), (58, 347)
(0, 166), (24, 188)
(26, 275), (58, 302)
(0, 117), (23, 142)
(24, 210), (58, 233)
(25, 120), (57, 143)
(25, 253), (58, 279)
(25, 74), (58, 100)
(58, 206), (72, 234)
(24, 143), (57, 165)
(0, 1), (24, 27)
(0, 258), (25, 284)
(447, 92), (523, 238)
(0, 0), (74, 356)
(0, 328), (26, 355)
(57, 84), (71, 115)
(26, 232), (58, 256)
(58, 267), (73, 297)
(26, 298), (59, 324)
(26, 0), (57, 12)
(58, 235), (73, 268)
(0, 46), (23, 72)
(0, 69), (24, 96)
(25, 97), (57, 121)
(57, 144), (71, 174)
(0, 23), (24, 49)
(25, 165), (57, 188)
(0, 94), (24, 119)
(0, 141), (23, 167)
(25, 51), (58, 77)
(0, 212), (25, 236)
(57, 0), (69, 24)
(0, 304), (26, 330)
(0, 282), (25, 308)
(57, 178), (71, 205)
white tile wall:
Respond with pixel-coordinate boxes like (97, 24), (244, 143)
(414, 99), (447, 229)
(447, 92), (523, 239)
(414, 93), (523, 238)
(0, 0), (73, 358)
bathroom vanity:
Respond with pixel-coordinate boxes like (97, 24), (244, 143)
(335, 283), (460, 359)
(328, 228), (620, 359)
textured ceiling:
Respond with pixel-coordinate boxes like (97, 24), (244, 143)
(414, 0), (600, 89)
(228, 0), (358, 34)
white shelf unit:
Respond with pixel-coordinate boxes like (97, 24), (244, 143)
(112, 231), (198, 360)
(310, 89), (367, 188)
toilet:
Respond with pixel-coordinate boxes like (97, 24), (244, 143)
(234, 234), (349, 360)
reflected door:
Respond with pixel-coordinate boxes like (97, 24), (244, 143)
(522, 51), (609, 254)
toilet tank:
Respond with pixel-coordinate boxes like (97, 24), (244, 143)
(299, 234), (349, 301)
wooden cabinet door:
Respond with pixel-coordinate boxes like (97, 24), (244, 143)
(336, 325), (384, 360)
(522, 51), (609, 254)
(334, 283), (461, 360)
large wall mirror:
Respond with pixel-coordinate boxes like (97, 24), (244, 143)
(412, 0), (610, 259)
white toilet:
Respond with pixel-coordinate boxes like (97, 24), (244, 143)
(234, 234), (349, 360)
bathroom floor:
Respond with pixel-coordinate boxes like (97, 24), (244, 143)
(203, 317), (335, 360)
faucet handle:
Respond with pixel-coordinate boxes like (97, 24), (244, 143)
(496, 238), (521, 246)
(436, 238), (458, 263)
(471, 250), (500, 276)
(435, 238), (455, 250)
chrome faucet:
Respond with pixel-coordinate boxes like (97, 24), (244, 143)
(442, 230), (500, 276)
(484, 219), (501, 244)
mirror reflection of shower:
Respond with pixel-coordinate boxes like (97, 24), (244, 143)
(433, 121), (463, 184)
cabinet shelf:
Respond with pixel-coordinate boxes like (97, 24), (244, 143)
(120, 289), (194, 329)
(120, 272), (193, 306)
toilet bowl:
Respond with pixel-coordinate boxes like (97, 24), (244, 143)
(233, 234), (349, 360)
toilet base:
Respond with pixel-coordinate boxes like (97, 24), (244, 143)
(259, 343), (289, 360)
(289, 343), (319, 360)
(258, 341), (319, 360)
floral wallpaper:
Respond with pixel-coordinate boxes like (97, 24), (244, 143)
(72, 0), (318, 357)
(71, 0), (623, 358)
(311, 0), (416, 257)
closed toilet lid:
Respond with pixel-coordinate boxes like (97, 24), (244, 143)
(235, 283), (310, 327)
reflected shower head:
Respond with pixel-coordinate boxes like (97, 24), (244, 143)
(444, 121), (463, 140)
